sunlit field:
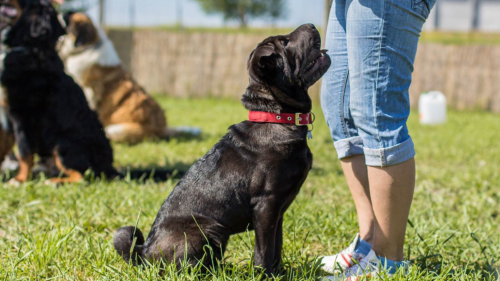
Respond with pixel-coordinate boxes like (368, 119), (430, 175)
(0, 96), (499, 280)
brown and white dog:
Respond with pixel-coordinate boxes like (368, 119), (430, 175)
(59, 12), (176, 145)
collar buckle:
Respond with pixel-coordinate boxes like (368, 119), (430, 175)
(295, 113), (308, 126)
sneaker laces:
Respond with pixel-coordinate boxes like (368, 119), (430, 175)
(335, 246), (364, 268)
(334, 249), (358, 267)
(338, 246), (353, 256)
(343, 257), (378, 277)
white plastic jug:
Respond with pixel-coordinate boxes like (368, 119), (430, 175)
(418, 91), (447, 125)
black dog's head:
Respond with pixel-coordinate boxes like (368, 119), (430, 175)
(242, 24), (331, 114)
(3, 0), (65, 48)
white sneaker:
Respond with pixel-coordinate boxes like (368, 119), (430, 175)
(320, 233), (366, 274)
(322, 249), (389, 281)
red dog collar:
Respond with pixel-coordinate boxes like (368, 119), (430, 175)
(249, 111), (313, 126)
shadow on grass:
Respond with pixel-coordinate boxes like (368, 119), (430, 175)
(408, 220), (499, 280)
(411, 254), (498, 280)
(117, 161), (189, 182)
(0, 161), (191, 183)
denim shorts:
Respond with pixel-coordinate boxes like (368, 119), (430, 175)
(321, 0), (436, 167)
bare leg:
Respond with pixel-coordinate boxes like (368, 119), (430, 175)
(341, 155), (374, 244)
(368, 158), (415, 261)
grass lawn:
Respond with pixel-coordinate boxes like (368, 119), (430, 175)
(0, 96), (499, 280)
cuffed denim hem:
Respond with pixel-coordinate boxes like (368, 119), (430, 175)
(363, 137), (416, 167)
(334, 136), (364, 159)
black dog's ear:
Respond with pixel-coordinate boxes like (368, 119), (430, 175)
(248, 43), (282, 75)
(255, 44), (278, 68)
(242, 43), (284, 113)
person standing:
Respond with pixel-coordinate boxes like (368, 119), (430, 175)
(319, 0), (436, 279)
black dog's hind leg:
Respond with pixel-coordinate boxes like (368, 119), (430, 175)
(15, 154), (33, 182)
(253, 201), (281, 276)
(49, 152), (84, 183)
(48, 146), (88, 183)
(12, 123), (36, 182)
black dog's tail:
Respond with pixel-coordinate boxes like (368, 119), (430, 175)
(113, 226), (146, 266)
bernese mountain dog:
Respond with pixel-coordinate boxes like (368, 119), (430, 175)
(1, 0), (118, 183)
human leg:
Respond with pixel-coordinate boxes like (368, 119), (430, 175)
(368, 158), (415, 261)
(320, 0), (375, 273)
(321, 0), (375, 239)
(341, 155), (373, 244)
(344, 0), (435, 270)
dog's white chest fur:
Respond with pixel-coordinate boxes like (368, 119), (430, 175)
(62, 28), (121, 107)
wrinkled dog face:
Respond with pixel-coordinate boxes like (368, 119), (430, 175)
(245, 24), (331, 113)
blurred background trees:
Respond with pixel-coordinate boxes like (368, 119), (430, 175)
(267, 0), (287, 27)
(192, 0), (287, 28)
(60, 0), (105, 26)
(60, 0), (90, 12)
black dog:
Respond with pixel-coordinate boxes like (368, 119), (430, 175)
(114, 24), (331, 275)
(1, 0), (118, 183)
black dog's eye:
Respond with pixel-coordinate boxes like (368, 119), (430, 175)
(283, 39), (289, 47)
